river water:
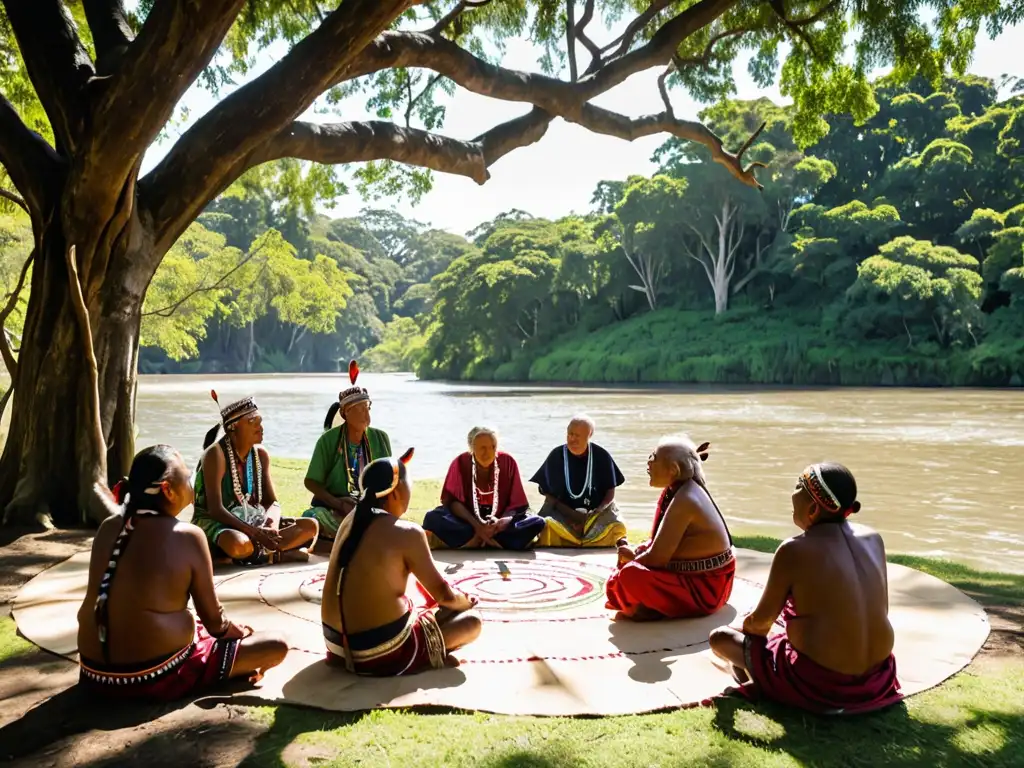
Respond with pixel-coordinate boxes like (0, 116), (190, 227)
(136, 374), (1024, 573)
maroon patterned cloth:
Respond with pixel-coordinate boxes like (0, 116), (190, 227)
(738, 600), (903, 714)
(79, 622), (239, 701)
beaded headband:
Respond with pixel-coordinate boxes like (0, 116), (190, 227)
(211, 390), (259, 427)
(360, 447), (415, 499)
(799, 464), (842, 513)
(339, 360), (370, 411)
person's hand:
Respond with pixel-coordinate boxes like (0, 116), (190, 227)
(494, 517), (512, 533)
(334, 496), (357, 515)
(447, 590), (478, 613)
(222, 620), (253, 640)
(617, 544), (636, 565)
(473, 518), (501, 547)
(253, 528), (282, 551)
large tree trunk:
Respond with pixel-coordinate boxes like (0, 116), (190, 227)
(0, 214), (147, 528)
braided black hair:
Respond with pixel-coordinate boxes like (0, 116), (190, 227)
(95, 445), (179, 661)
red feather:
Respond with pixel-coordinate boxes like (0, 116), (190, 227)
(210, 389), (220, 405)
(348, 359), (360, 385)
(400, 446), (415, 465)
(111, 479), (127, 505)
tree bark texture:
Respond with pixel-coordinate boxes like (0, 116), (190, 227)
(0, 215), (146, 526)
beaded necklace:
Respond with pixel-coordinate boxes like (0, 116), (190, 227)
(471, 456), (499, 519)
(563, 445), (593, 503)
(341, 425), (371, 493)
(224, 436), (262, 509)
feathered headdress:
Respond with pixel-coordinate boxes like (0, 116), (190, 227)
(204, 389), (259, 449)
(324, 359), (371, 430)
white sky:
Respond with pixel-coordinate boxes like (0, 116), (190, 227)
(141, 14), (1023, 237)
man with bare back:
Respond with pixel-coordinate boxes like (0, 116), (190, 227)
(709, 462), (901, 714)
(322, 450), (482, 675)
(77, 445), (288, 700)
(606, 436), (735, 621)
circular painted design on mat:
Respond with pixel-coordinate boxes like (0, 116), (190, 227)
(443, 558), (611, 614)
(298, 573), (327, 604)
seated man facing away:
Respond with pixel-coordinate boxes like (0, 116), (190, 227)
(302, 360), (392, 544)
(709, 463), (901, 715)
(77, 445), (287, 700)
(193, 393), (318, 565)
(606, 437), (734, 621)
(532, 414), (629, 549)
(322, 450), (482, 675)
(422, 426), (546, 550)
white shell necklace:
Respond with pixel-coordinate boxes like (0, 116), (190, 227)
(225, 436), (262, 511)
(563, 445), (593, 501)
(471, 456), (499, 518)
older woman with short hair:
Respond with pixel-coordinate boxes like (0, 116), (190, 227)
(422, 426), (546, 550)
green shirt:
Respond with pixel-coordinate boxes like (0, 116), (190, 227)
(305, 425), (392, 497)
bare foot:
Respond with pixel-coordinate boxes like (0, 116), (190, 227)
(281, 547), (310, 563)
(444, 653), (461, 668)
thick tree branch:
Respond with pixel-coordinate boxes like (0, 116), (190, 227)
(572, 104), (766, 189)
(253, 108), (553, 186)
(85, 0), (246, 204)
(83, 0), (134, 73)
(343, 0), (741, 119)
(1, 1), (92, 153)
(0, 250), (33, 376)
(0, 94), (64, 216)
(0, 189), (28, 214)
(141, 0), (411, 253)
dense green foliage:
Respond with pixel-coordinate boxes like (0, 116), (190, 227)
(411, 74), (1024, 386)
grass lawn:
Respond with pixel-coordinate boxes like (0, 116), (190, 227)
(1, 462), (1022, 766)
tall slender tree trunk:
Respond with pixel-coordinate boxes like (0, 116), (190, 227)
(0, 213), (151, 527)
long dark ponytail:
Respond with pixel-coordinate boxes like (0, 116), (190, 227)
(324, 402), (342, 431)
(95, 445), (179, 661)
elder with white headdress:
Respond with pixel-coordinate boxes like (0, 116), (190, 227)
(301, 360), (393, 542)
(192, 392), (318, 565)
(605, 435), (735, 621)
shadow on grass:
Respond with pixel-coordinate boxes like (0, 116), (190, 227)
(711, 695), (1024, 767)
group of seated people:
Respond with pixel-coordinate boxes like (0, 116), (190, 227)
(74, 362), (901, 717)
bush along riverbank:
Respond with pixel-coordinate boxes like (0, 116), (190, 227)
(449, 307), (1024, 387)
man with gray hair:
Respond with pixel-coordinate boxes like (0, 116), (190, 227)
(530, 415), (628, 549)
(605, 435), (734, 621)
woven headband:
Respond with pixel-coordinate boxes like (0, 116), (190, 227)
(210, 390), (258, 428)
(799, 464), (842, 513)
(359, 447), (415, 499)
